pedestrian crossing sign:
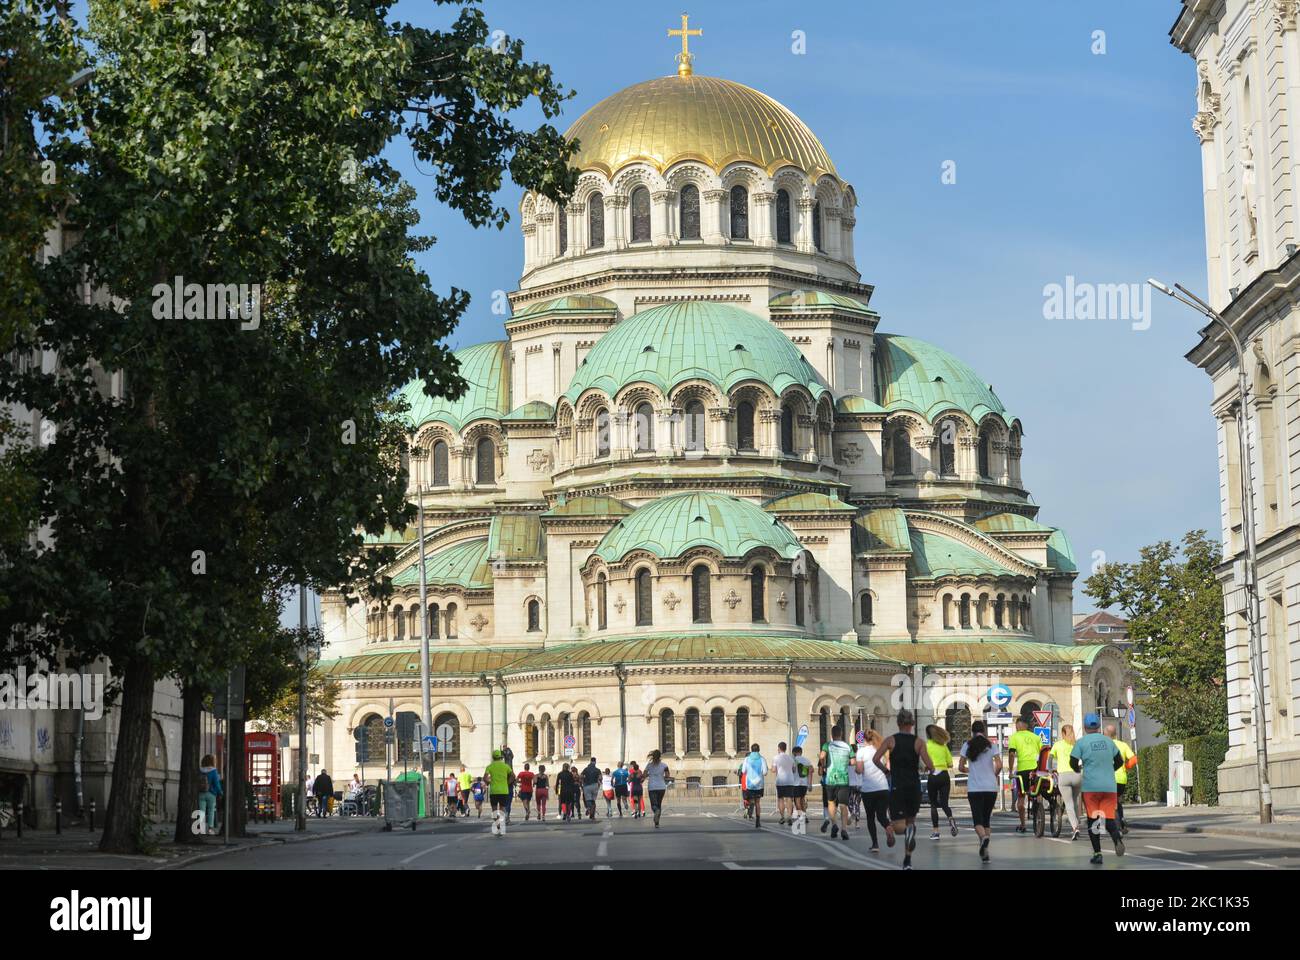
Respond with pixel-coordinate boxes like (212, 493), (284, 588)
(1034, 725), (1051, 746)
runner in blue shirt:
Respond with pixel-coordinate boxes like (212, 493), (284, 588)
(611, 762), (630, 817)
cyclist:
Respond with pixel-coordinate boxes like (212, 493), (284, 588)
(1007, 717), (1043, 834)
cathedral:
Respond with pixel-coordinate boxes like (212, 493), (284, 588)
(315, 24), (1127, 783)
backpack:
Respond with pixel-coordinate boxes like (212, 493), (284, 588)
(195, 768), (212, 795)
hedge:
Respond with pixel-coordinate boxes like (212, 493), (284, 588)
(1137, 735), (1228, 805)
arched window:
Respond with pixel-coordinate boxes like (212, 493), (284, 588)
(444, 601), (458, 639)
(750, 566), (766, 623)
(812, 200), (823, 251)
(938, 421), (957, 477)
(596, 572), (608, 630)
(432, 712), (460, 760)
(795, 575), (805, 627)
(1009, 595), (1020, 629)
(476, 436), (496, 485)
(709, 708), (726, 754)
(735, 707), (750, 752)
(630, 186), (651, 242)
(1021, 600), (1032, 632)
(393, 605), (405, 640)
(684, 399), (705, 452)
(432, 440), (449, 486)
(361, 713), (386, 764)
(736, 400), (756, 451)
(635, 568), (653, 626)
(395, 712), (420, 762)
(428, 603), (440, 639)
(558, 204), (567, 254)
(659, 709), (675, 754)
(994, 595), (1004, 628)
(588, 193), (604, 248)
(542, 713), (554, 756)
(818, 707), (830, 746)
(978, 427), (992, 479)
(729, 185), (749, 239)
(524, 715), (538, 759)
(578, 711), (591, 755)
(684, 708), (701, 755)
(945, 704), (972, 751)
(527, 598), (541, 632)
(780, 404), (795, 455)
(594, 408), (610, 458)
(860, 593), (873, 625)
(1020, 700), (1042, 724)
(634, 402), (654, 452)
(959, 594), (972, 629)
(776, 188), (792, 244)
(892, 428), (912, 476)
(691, 564), (711, 623)
(679, 184), (700, 240)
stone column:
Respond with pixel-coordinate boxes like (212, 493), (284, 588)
(709, 406), (734, 456)
(703, 189), (727, 243)
(796, 197), (816, 253)
(656, 406), (676, 456)
(759, 409), (781, 458)
(753, 191), (776, 247)
(568, 202), (585, 257)
(521, 222), (537, 273)
(535, 211), (554, 264)
(841, 213), (857, 266)
(607, 195), (628, 250)
(798, 414), (817, 462)
(823, 206), (843, 261)
(917, 433), (937, 481)
(1280, 9), (1300, 261)
(651, 190), (675, 247)
(611, 411), (631, 459)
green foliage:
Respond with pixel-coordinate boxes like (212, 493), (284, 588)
(1137, 735), (1229, 806)
(246, 627), (343, 732)
(1084, 531), (1227, 739)
(1138, 743), (1168, 804)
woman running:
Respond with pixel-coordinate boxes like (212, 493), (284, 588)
(847, 742), (863, 824)
(1050, 724), (1082, 839)
(557, 762), (573, 821)
(855, 729), (892, 852)
(628, 761), (645, 818)
(959, 720), (1001, 863)
(601, 768), (615, 818)
(644, 750), (671, 828)
(535, 765), (550, 821)
(925, 724), (957, 840)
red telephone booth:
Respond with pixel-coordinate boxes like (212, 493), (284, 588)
(245, 732), (281, 819)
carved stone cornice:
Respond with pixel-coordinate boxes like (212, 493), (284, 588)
(1275, 0), (1297, 32)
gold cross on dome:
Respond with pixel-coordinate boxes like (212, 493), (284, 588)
(668, 13), (702, 76)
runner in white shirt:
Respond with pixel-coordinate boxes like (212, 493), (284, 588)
(847, 745), (863, 824)
(601, 769), (615, 818)
(643, 750), (671, 828)
(792, 745), (814, 827)
(771, 741), (798, 826)
(855, 729), (892, 852)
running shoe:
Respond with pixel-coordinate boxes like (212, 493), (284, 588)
(1015, 824), (1026, 834)
(949, 817), (958, 837)
(1114, 837), (1126, 857)
(979, 837), (990, 862)
(1071, 829), (1079, 841)
(904, 824), (916, 853)
(929, 831), (940, 841)
(1090, 853), (1103, 865)
(870, 844), (880, 853)
(903, 855), (912, 870)
(820, 819), (830, 834)
(840, 829), (849, 842)
(754, 816), (761, 830)
(830, 824), (839, 839)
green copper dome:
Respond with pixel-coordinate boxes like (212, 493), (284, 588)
(564, 301), (829, 404)
(592, 492), (803, 564)
(874, 334), (1013, 426)
(399, 340), (510, 432)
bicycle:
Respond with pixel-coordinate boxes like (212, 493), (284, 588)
(1025, 770), (1060, 838)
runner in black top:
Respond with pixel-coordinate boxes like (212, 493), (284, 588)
(873, 708), (934, 870)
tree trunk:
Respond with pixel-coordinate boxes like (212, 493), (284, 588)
(174, 681), (203, 843)
(99, 655), (155, 853)
(228, 714), (247, 836)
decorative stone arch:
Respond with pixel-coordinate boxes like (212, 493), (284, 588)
(611, 163), (667, 196)
(663, 160), (719, 192)
(719, 162), (766, 191)
(461, 420), (505, 485)
(677, 547), (723, 577)
(812, 174), (844, 208)
(771, 166), (813, 201)
(1011, 691), (1053, 718)
(572, 171), (612, 210)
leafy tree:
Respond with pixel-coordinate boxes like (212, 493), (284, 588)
(0, 0), (576, 853)
(1084, 530), (1227, 738)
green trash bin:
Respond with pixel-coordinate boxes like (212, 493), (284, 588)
(393, 771), (427, 817)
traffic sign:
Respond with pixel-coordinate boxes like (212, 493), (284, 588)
(1032, 710), (1052, 728)
(422, 735), (437, 754)
(383, 715), (394, 728)
(855, 730), (866, 745)
(564, 735), (576, 749)
(436, 723), (454, 746)
(1034, 725), (1051, 746)
(988, 684), (1012, 709)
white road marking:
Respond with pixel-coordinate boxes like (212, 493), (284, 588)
(596, 841), (608, 857)
(1144, 845), (1190, 855)
(722, 861), (825, 870)
(1246, 860), (1280, 868)
(1127, 853), (1210, 869)
(593, 864), (612, 870)
(728, 814), (898, 871)
(398, 842), (446, 865)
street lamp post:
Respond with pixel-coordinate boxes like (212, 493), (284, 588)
(1148, 278), (1274, 824)
(410, 449), (434, 820)
(294, 587), (320, 832)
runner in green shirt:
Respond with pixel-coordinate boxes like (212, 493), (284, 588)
(1008, 718), (1044, 834)
(484, 750), (515, 837)
(818, 725), (855, 841)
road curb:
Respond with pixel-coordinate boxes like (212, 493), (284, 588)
(1126, 820), (1300, 844)
(157, 828), (365, 869)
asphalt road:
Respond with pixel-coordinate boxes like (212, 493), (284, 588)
(182, 809), (1300, 871)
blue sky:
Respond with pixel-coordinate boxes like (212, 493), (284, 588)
(381, 1), (1216, 612)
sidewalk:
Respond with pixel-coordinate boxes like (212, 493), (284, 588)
(0, 813), (436, 871)
(1115, 803), (1300, 844)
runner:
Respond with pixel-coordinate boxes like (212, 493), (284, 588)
(1105, 721), (1137, 834)
(445, 772), (459, 818)
(644, 749), (671, 828)
(771, 741), (797, 826)
(740, 742), (769, 829)
(847, 737), (863, 825)
(483, 749), (515, 837)
(516, 763), (536, 821)
(612, 761), (630, 817)
(958, 719), (1001, 863)
(456, 765), (472, 816)
(855, 729), (892, 852)
(791, 745), (812, 830)
(556, 762), (573, 821)
(1070, 713), (1126, 865)
(471, 775), (485, 817)
(581, 756), (601, 821)
(739, 766), (751, 819)
(818, 724), (854, 841)
(874, 709), (935, 870)
(1049, 724), (1082, 840)
(1007, 717), (1042, 834)
(628, 760), (645, 818)
(534, 764), (550, 820)
(601, 767), (615, 818)
(924, 724), (957, 840)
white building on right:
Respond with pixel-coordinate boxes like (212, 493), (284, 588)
(1174, 0), (1300, 807)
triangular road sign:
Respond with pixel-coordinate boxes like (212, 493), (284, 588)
(1032, 710), (1052, 728)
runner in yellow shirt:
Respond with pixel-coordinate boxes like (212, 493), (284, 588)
(924, 725), (957, 840)
(1007, 718), (1044, 834)
(1106, 722), (1137, 834)
(457, 765), (474, 817)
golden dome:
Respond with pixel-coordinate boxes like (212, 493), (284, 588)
(563, 74), (838, 181)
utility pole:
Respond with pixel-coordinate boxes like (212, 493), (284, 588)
(295, 586), (307, 831)
(412, 451), (434, 819)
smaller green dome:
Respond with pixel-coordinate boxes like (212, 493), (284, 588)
(592, 492), (803, 564)
(392, 538), (494, 589)
(769, 290), (877, 316)
(564, 301), (828, 405)
(874, 334), (1011, 426)
(399, 341), (510, 432)
(512, 294), (618, 319)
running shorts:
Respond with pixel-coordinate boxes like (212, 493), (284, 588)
(517, 791), (532, 801)
(792, 785), (807, 799)
(614, 785), (629, 797)
(603, 789), (615, 799)
(827, 784), (852, 807)
(890, 783), (922, 821)
(1015, 769), (1036, 794)
(776, 785), (796, 798)
(489, 794), (509, 810)
(968, 791), (996, 829)
(1082, 791), (1118, 819)
(744, 788), (765, 802)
